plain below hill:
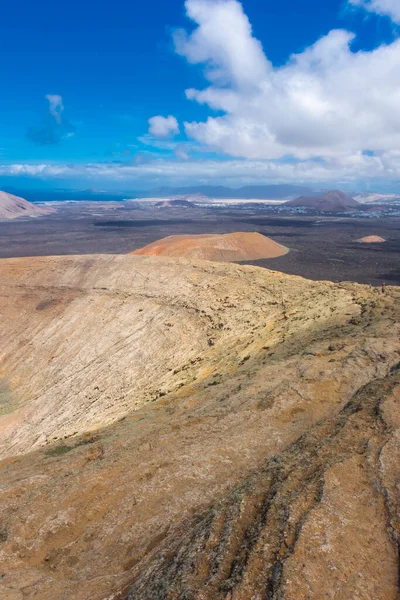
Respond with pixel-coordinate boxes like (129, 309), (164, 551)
(131, 232), (289, 262)
(287, 190), (359, 212)
(0, 191), (53, 220)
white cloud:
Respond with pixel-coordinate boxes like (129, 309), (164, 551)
(3, 150), (400, 186)
(45, 94), (64, 124)
(173, 0), (400, 163)
(27, 94), (75, 145)
(173, 0), (269, 88)
(148, 115), (180, 138)
(349, 0), (400, 23)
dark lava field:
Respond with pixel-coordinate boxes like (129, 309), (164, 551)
(0, 201), (399, 286)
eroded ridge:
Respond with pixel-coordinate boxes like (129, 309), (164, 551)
(126, 368), (400, 600)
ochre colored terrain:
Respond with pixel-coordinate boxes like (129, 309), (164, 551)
(357, 235), (386, 243)
(0, 254), (399, 600)
(131, 231), (288, 261)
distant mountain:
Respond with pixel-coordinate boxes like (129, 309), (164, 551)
(5, 184), (326, 203)
(6, 185), (368, 204)
(287, 190), (359, 212)
(144, 184), (323, 200)
(0, 191), (53, 220)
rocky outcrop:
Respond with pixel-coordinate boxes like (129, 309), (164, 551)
(126, 369), (400, 600)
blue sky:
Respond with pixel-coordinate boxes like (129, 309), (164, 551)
(1, 0), (400, 191)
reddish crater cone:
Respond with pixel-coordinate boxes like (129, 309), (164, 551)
(357, 235), (386, 243)
(130, 232), (289, 262)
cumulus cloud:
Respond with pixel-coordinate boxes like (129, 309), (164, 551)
(173, 0), (400, 165)
(26, 94), (75, 145)
(173, 0), (269, 88)
(349, 0), (400, 23)
(148, 115), (180, 138)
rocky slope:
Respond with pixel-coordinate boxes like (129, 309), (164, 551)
(131, 232), (288, 262)
(0, 191), (52, 220)
(0, 254), (399, 599)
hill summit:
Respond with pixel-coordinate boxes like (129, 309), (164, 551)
(131, 232), (289, 262)
(288, 190), (359, 212)
(0, 191), (52, 220)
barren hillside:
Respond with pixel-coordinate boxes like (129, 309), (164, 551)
(0, 191), (52, 220)
(0, 254), (399, 600)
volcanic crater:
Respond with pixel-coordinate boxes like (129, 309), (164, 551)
(131, 231), (289, 262)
